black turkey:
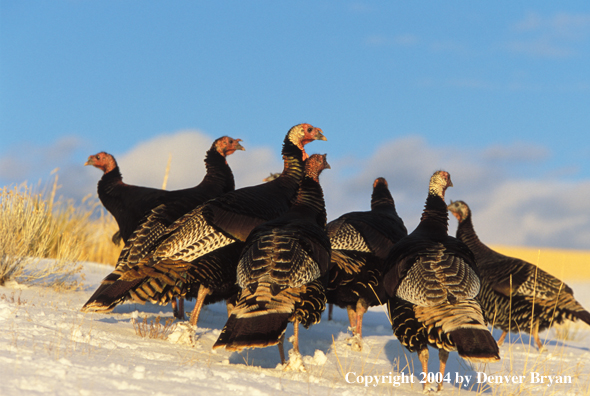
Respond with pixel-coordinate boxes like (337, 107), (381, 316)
(213, 154), (331, 370)
(382, 171), (500, 392)
(82, 136), (244, 317)
(326, 177), (406, 350)
(448, 200), (590, 351)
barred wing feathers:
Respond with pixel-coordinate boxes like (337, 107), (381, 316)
(238, 220), (331, 292)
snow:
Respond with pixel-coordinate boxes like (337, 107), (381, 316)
(1, 261), (589, 395)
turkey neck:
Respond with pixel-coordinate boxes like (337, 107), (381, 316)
(273, 137), (306, 198)
(98, 166), (124, 196)
(201, 146), (235, 192)
(416, 194), (448, 237)
(456, 214), (495, 259)
(371, 184), (396, 213)
(288, 175), (327, 227)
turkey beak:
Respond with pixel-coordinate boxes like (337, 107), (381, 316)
(313, 128), (327, 141)
(84, 157), (94, 166)
(235, 139), (245, 151)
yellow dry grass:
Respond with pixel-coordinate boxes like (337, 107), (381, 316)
(0, 176), (122, 288)
(491, 245), (590, 281)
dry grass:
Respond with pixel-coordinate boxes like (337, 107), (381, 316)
(81, 203), (123, 266)
(0, 291), (28, 306)
(551, 321), (588, 343)
(0, 176), (122, 289)
(132, 316), (177, 340)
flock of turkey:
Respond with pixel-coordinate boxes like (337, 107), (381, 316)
(81, 123), (590, 393)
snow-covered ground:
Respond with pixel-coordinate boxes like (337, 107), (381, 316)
(1, 261), (589, 396)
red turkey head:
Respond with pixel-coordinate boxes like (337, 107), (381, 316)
(85, 152), (117, 173)
(288, 123), (327, 160)
(373, 177), (388, 189)
(215, 136), (245, 157)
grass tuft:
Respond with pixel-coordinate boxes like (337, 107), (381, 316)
(132, 316), (177, 340)
(0, 291), (28, 305)
(552, 321), (587, 343)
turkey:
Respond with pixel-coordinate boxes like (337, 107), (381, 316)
(82, 136), (244, 317)
(213, 154), (331, 370)
(382, 171), (499, 392)
(326, 177), (407, 350)
(448, 200), (590, 351)
(82, 124), (326, 324)
(85, 136), (244, 245)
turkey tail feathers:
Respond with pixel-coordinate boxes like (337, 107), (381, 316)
(213, 312), (291, 351)
(450, 327), (500, 363)
(81, 278), (143, 313)
(574, 309), (590, 326)
(212, 278), (328, 351)
(213, 282), (295, 350)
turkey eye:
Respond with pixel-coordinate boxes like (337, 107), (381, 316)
(307, 127), (313, 133)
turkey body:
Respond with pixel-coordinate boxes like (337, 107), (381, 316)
(213, 154), (331, 369)
(90, 159), (168, 246)
(326, 177), (406, 350)
(82, 124), (327, 326)
(382, 171), (499, 392)
(448, 200), (590, 350)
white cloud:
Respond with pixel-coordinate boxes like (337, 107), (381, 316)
(393, 34), (420, 46)
(515, 12), (590, 39)
(365, 34), (470, 53)
(429, 40), (468, 54)
(365, 34), (419, 47)
(461, 180), (590, 249)
(323, 136), (590, 250)
(85, 129), (282, 196)
(418, 76), (588, 93)
(507, 11), (590, 58)
(483, 142), (550, 163)
(0, 136), (87, 186)
(3, 130), (590, 250)
(514, 12), (544, 32)
(504, 38), (574, 58)
(116, 130), (215, 190)
(347, 2), (374, 13)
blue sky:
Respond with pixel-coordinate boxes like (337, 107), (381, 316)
(2, 1), (590, 249)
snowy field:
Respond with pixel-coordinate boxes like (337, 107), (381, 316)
(1, 261), (589, 396)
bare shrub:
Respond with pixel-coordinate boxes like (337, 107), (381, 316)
(0, 291), (28, 305)
(0, 170), (126, 290)
(132, 316), (177, 340)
